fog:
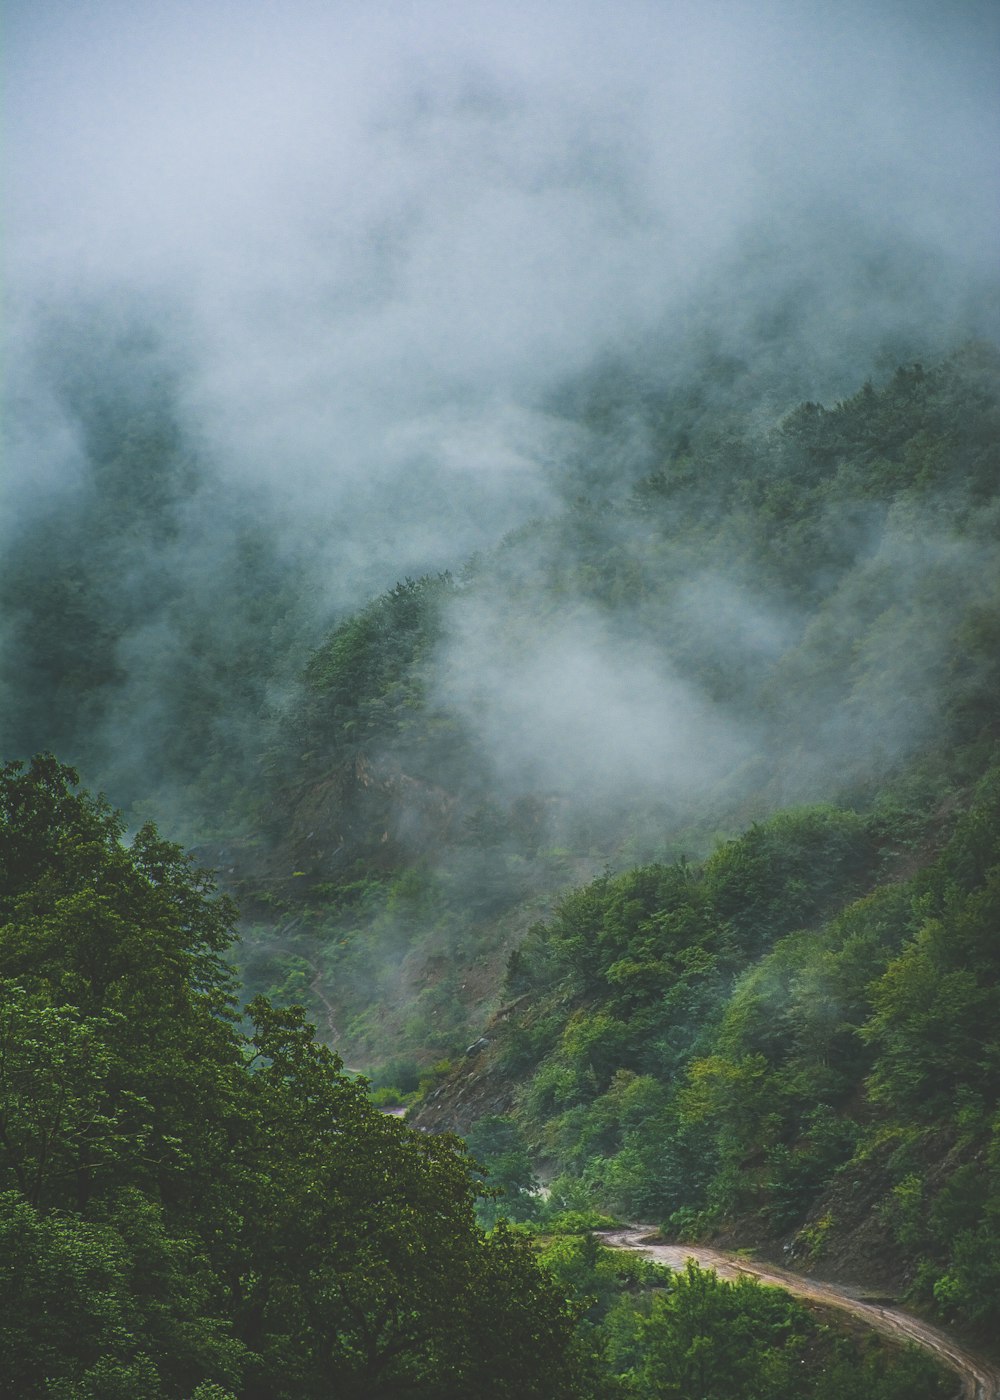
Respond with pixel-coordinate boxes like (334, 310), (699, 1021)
(3, 0), (999, 832)
(438, 597), (754, 806)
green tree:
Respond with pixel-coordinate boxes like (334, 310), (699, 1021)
(0, 757), (592, 1398)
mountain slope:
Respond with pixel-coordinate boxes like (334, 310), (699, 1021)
(233, 343), (1000, 1074)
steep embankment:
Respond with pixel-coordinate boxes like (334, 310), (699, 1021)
(600, 1229), (1000, 1400)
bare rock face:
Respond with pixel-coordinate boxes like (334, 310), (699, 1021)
(408, 1055), (516, 1137)
(409, 999), (531, 1135)
(273, 756), (461, 878)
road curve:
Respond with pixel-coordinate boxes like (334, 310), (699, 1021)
(597, 1227), (1000, 1400)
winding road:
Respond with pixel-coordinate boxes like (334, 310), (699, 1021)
(598, 1227), (1000, 1400)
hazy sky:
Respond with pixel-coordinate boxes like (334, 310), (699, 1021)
(3, 0), (999, 827)
(6, 0), (998, 561)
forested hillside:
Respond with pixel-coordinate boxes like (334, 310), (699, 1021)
(4, 338), (999, 1380)
(0, 758), (954, 1398)
(5, 337), (999, 1382)
(0, 309), (322, 832)
(0, 757), (591, 1398)
(6, 1), (1000, 1391)
(236, 344), (1000, 1068)
(423, 773), (1000, 1335)
(187, 343), (998, 1346)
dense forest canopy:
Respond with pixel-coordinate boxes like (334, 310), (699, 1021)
(0, 757), (592, 1398)
(0, 758), (957, 1397)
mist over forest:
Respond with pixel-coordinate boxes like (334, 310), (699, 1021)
(4, 0), (1000, 839)
(3, 4), (1000, 1396)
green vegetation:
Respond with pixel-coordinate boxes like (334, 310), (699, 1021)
(532, 1233), (947, 1398)
(241, 342), (1000, 1067)
(0, 761), (960, 1396)
(486, 769), (1000, 1336)
(0, 311), (318, 835)
(0, 757), (589, 1398)
(4, 341), (1000, 1386)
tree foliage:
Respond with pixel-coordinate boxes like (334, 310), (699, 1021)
(0, 758), (588, 1398)
(493, 764), (1000, 1335)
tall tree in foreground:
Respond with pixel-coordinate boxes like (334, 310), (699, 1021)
(0, 756), (588, 1399)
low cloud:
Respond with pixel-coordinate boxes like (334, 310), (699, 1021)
(2, 0), (998, 827)
(434, 597), (752, 809)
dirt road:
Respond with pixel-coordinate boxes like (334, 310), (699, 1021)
(598, 1227), (1000, 1400)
